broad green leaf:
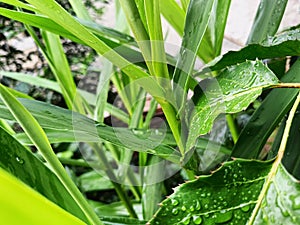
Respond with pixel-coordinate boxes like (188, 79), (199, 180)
(0, 168), (87, 225)
(148, 160), (300, 225)
(198, 0), (231, 63)
(186, 60), (279, 152)
(0, 126), (88, 223)
(251, 164), (300, 224)
(247, 0), (288, 44)
(173, 0), (215, 99)
(231, 58), (300, 159)
(199, 27), (300, 74)
(0, 84), (103, 225)
(0, 98), (180, 163)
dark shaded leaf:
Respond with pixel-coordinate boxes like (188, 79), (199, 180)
(0, 126), (88, 223)
(199, 27), (300, 74)
(231, 58), (300, 159)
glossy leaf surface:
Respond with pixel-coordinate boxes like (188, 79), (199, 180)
(148, 160), (300, 224)
(186, 60), (279, 151)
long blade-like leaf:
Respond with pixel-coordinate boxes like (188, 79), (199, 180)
(0, 126), (88, 223)
(0, 84), (103, 225)
(0, 168), (87, 225)
(247, 0), (288, 44)
(0, 98), (180, 163)
(198, 0), (231, 63)
(173, 0), (215, 107)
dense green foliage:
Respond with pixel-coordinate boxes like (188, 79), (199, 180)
(0, 0), (300, 224)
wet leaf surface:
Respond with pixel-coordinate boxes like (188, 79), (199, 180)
(186, 60), (279, 151)
(148, 159), (300, 225)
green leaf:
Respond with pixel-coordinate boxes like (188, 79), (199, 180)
(199, 27), (300, 74)
(20, 0), (165, 99)
(0, 126), (88, 223)
(247, 0), (288, 44)
(0, 167), (87, 225)
(198, 0), (231, 62)
(231, 58), (300, 159)
(0, 98), (180, 164)
(160, 0), (185, 36)
(186, 60), (279, 152)
(173, 0), (215, 99)
(0, 84), (103, 225)
(148, 160), (300, 224)
(251, 164), (300, 224)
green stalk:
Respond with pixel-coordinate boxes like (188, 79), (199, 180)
(118, 0), (155, 76)
(226, 114), (239, 143)
(89, 143), (138, 218)
(0, 84), (103, 225)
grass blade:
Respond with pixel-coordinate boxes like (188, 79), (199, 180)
(173, 0), (215, 114)
(247, 0), (288, 44)
(0, 126), (88, 223)
(0, 168), (87, 225)
(0, 84), (103, 225)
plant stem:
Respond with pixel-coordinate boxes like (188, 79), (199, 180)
(90, 143), (138, 218)
(159, 99), (185, 154)
(273, 83), (300, 88)
(226, 114), (239, 143)
(248, 90), (300, 224)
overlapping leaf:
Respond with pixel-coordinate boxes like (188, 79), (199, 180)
(0, 126), (88, 223)
(232, 58), (300, 159)
(0, 168), (86, 225)
(199, 27), (300, 74)
(148, 159), (300, 225)
(0, 99), (180, 163)
(186, 60), (279, 151)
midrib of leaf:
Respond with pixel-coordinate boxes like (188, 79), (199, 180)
(248, 90), (300, 224)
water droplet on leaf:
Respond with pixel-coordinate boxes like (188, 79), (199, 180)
(193, 215), (202, 224)
(15, 156), (24, 165)
(172, 208), (179, 215)
(241, 205), (250, 212)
